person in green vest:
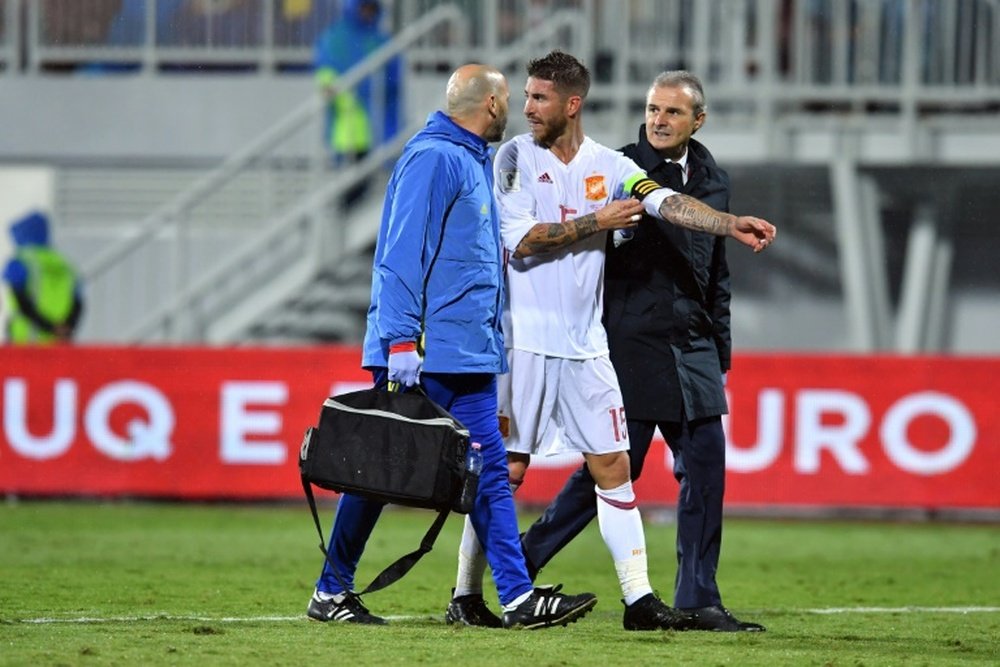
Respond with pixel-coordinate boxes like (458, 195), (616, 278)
(3, 211), (84, 344)
(313, 0), (402, 208)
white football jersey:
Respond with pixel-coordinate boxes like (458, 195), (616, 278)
(495, 133), (646, 358)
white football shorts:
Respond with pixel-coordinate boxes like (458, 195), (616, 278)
(498, 349), (630, 456)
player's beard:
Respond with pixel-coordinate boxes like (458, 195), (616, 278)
(484, 107), (508, 143)
(529, 113), (567, 148)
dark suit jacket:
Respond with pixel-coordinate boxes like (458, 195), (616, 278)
(604, 128), (731, 421)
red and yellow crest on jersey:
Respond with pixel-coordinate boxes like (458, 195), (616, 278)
(584, 174), (607, 201)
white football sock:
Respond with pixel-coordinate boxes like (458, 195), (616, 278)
(453, 479), (521, 599)
(595, 481), (653, 605)
(314, 588), (343, 603)
(453, 515), (487, 597)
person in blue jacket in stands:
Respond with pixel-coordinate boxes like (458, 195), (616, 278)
(314, 0), (402, 207)
(3, 211), (84, 344)
(305, 63), (598, 630)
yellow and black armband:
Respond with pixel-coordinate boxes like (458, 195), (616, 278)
(624, 173), (660, 199)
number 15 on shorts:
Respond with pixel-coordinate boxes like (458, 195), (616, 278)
(609, 407), (628, 443)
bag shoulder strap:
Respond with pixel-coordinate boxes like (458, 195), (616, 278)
(359, 508), (449, 594)
(301, 471), (450, 596)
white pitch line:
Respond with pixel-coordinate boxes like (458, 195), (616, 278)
(15, 614), (422, 624)
(18, 615), (303, 624)
(805, 606), (1000, 614)
(11, 607), (1000, 625)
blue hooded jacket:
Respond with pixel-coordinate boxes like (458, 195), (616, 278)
(4, 211), (52, 288)
(362, 111), (507, 374)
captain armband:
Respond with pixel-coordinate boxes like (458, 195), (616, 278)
(623, 172), (675, 219)
(627, 176), (661, 199)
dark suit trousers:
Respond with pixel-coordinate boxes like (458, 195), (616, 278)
(521, 416), (726, 609)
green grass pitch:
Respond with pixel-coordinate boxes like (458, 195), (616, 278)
(1, 500), (997, 666)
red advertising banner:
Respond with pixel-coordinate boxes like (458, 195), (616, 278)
(0, 346), (369, 500)
(1, 347), (997, 510)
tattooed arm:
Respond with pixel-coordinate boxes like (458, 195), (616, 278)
(658, 193), (738, 236)
(629, 175), (776, 252)
(513, 199), (645, 259)
(657, 193), (776, 252)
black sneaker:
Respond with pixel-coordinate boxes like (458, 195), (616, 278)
(623, 593), (695, 631)
(307, 591), (387, 625)
(502, 585), (597, 630)
(445, 589), (503, 628)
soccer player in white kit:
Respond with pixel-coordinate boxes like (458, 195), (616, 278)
(445, 51), (775, 631)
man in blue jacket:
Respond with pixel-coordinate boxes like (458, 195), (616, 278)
(306, 63), (598, 630)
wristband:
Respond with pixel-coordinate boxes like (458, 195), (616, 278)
(389, 341), (417, 353)
(642, 189), (670, 218)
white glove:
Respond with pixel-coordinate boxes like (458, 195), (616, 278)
(388, 342), (422, 387)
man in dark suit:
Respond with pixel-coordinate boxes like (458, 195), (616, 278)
(519, 70), (765, 632)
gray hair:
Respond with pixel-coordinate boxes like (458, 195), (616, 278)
(648, 70), (707, 116)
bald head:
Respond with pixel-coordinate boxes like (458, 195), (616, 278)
(447, 64), (505, 116)
(445, 64), (510, 142)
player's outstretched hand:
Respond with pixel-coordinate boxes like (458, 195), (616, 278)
(731, 216), (776, 253)
(597, 199), (645, 231)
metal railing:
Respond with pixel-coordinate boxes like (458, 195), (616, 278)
(4, 1), (998, 118)
(78, 4), (469, 342)
(10, 0), (337, 73)
(114, 6), (587, 343)
(0, 0), (15, 71)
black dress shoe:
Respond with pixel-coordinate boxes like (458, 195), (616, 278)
(681, 605), (765, 632)
(622, 593), (696, 631)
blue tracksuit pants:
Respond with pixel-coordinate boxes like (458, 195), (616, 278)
(315, 371), (534, 606)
